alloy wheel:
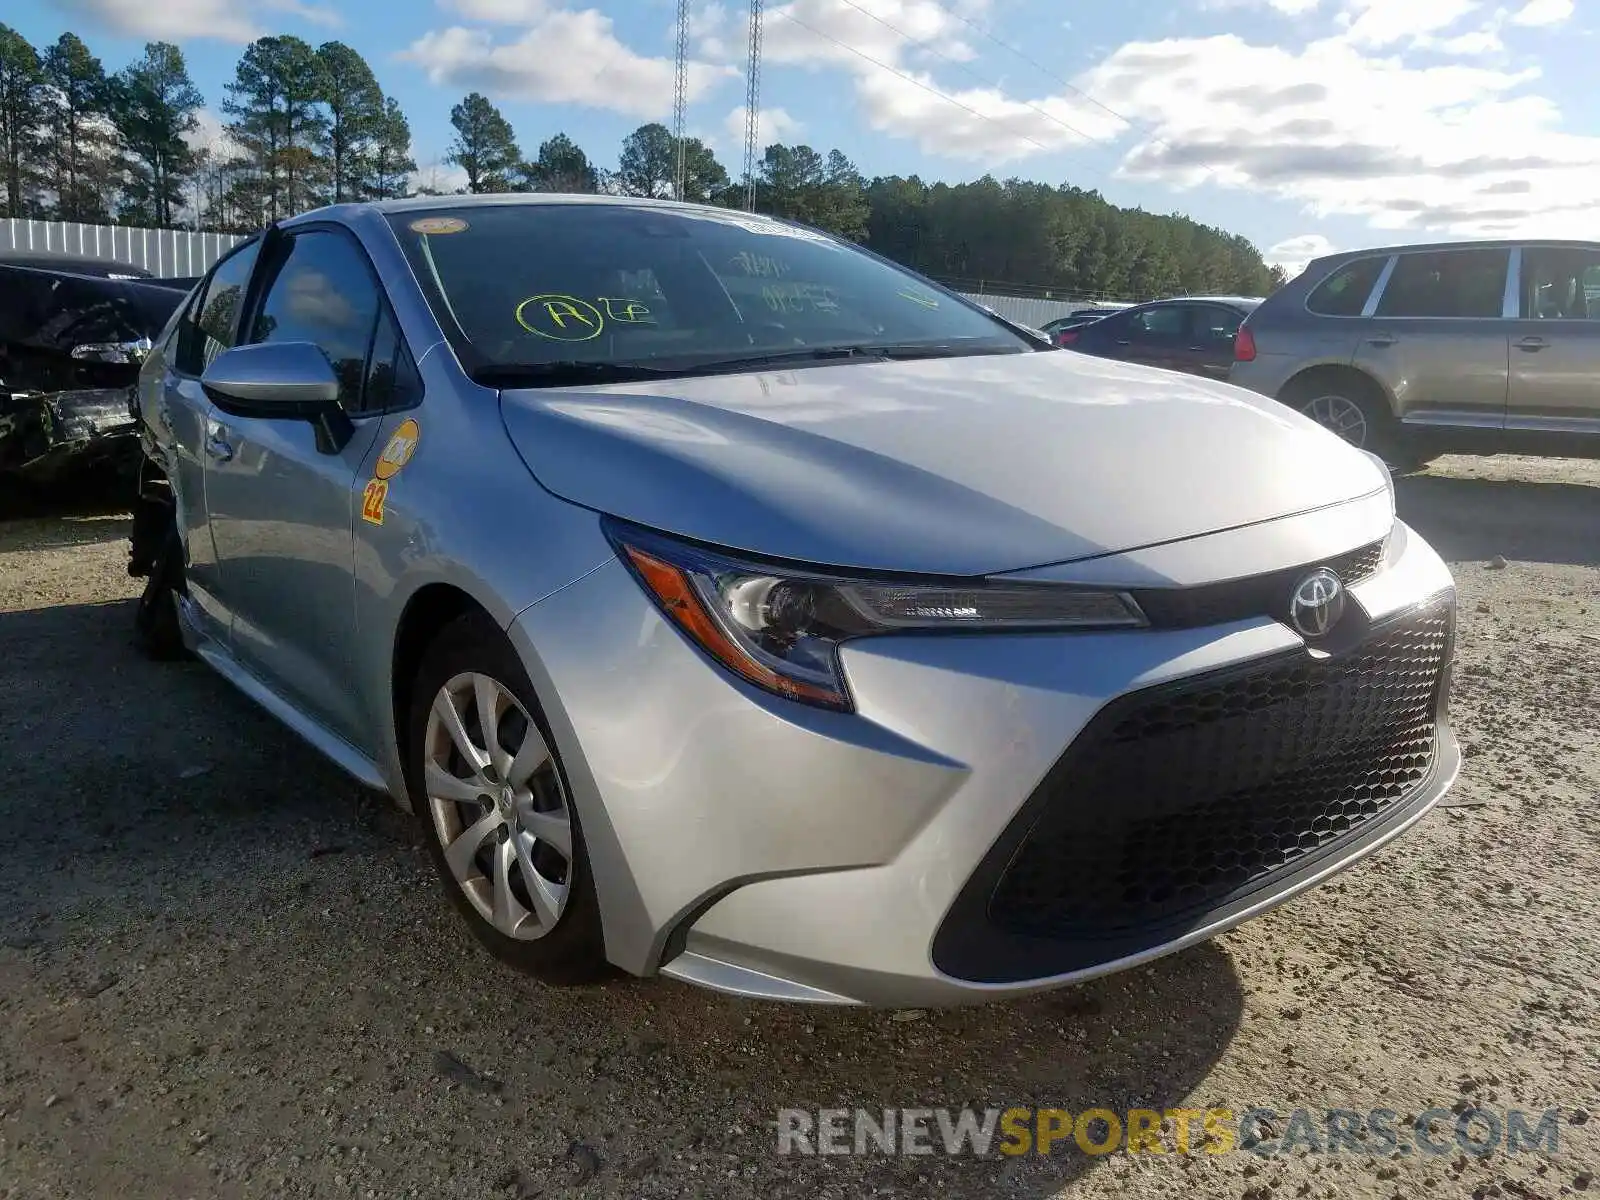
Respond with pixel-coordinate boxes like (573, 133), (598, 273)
(1303, 394), (1369, 447)
(423, 671), (573, 940)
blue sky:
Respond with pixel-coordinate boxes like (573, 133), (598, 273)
(13, 0), (1597, 271)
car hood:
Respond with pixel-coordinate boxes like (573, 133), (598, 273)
(498, 350), (1388, 576)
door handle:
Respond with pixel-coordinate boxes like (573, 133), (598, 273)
(1366, 333), (1396, 347)
(1116, 339), (1131, 346)
(1515, 336), (1549, 352)
(204, 432), (234, 463)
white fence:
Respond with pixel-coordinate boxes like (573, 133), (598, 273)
(0, 219), (245, 278)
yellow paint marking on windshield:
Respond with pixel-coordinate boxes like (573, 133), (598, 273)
(409, 217), (468, 234)
(898, 289), (940, 309)
(598, 297), (655, 323)
(516, 294), (605, 341)
(374, 418), (421, 481)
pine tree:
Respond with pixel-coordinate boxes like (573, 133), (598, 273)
(109, 42), (203, 227)
(369, 96), (415, 199)
(446, 92), (518, 194)
(0, 24), (45, 217)
(41, 33), (118, 222)
(222, 35), (329, 222)
(315, 41), (383, 203)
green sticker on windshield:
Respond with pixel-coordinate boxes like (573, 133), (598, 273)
(898, 289), (940, 309)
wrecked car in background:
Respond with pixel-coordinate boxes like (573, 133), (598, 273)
(0, 254), (194, 491)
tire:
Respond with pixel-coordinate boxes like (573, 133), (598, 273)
(405, 612), (608, 984)
(1283, 372), (1422, 470)
(133, 525), (190, 661)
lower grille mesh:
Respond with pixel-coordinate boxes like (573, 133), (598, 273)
(988, 603), (1451, 941)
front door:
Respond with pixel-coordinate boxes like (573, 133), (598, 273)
(157, 239), (261, 646)
(1353, 247), (1512, 430)
(1507, 244), (1600, 434)
(203, 228), (387, 751)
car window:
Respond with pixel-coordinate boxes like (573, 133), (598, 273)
(247, 229), (382, 410)
(385, 204), (1026, 376)
(1375, 249), (1509, 319)
(1306, 257), (1387, 317)
(362, 305), (424, 414)
(1191, 306), (1243, 343)
(1521, 247), (1600, 320)
(174, 240), (260, 375)
(1128, 306), (1189, 340)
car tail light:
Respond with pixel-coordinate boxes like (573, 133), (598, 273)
(1234, 325), (1257, 362)
(1056, 330), (1079, 346)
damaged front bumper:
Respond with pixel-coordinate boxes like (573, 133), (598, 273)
(0, 386), (141, 483)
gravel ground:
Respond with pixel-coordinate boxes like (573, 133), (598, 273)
(0, 454), (1596, 1200)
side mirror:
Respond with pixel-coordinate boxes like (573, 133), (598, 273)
(201, 341), (354, 454)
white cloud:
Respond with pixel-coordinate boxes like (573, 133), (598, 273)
(408, 161), (472, 195)
(51, 0), (261, 42)
(1076, 31), (1600, 237)
(1509, 0), (1574, 25)
(1335, 0), (1480, 48)
(756, 0), (1121, 162)
(403, 8), (737, 118)
(723, 104), (803, 148)
(442, 0), (548, 21)
(1266, 233), (1338, 275)
(262, 0), (344, 27)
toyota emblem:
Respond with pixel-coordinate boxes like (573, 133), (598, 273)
(1288, 567), (1345, 638)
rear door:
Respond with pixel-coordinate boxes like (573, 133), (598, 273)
(1506, 244), (1600, 433)
(156, 239), (261, 646)
(202, 226), (388, 751)
(1354, 247), (1512, 430)
(1181, 304), (1248, 379)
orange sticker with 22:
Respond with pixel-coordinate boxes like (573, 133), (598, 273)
(361, 478), (389, 525)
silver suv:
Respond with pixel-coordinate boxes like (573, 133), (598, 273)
(1229, 240), (1600, 467)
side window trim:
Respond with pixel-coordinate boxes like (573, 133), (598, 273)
(1502, 247), (1522, 320)
(1359, 255), (1398, 318)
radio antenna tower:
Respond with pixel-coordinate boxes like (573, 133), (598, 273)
(672, 0), (690, 201)
(742, 0), (763, 211)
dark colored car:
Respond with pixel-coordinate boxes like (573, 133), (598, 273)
(1040, 305), (1132, 344)
(1059, 296), (1263, 379)
(0, 259), (193, 488)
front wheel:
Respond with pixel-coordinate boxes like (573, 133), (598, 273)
(406, 613), (608, 984)
(133, 525), (189, 661)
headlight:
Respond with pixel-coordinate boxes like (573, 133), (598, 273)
(607, 522), (1147, 712)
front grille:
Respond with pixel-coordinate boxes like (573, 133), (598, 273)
(985, 601), (1451, 943)
(1132, 538), (1387, 630)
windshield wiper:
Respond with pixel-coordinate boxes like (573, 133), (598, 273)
(471, 361), (682, 388)
(689, 342), (1018, 374)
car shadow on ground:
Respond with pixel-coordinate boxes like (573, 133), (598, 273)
(0, 595), (1245, 1198)
(1395, 472), (1600, 567)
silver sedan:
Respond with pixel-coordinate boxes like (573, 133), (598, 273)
(132, 195), (1461, 1007)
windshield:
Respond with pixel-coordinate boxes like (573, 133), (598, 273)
(385, 203), (1030, 382)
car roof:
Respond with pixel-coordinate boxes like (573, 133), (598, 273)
(0, 251), (154, 278)
(1134, 295), (1264, 310)
(285, 192), (739, 228)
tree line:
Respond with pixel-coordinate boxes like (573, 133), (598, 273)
(0, 23), (1283, 299)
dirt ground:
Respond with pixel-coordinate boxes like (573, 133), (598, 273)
(0, 454), (1596, 1200)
